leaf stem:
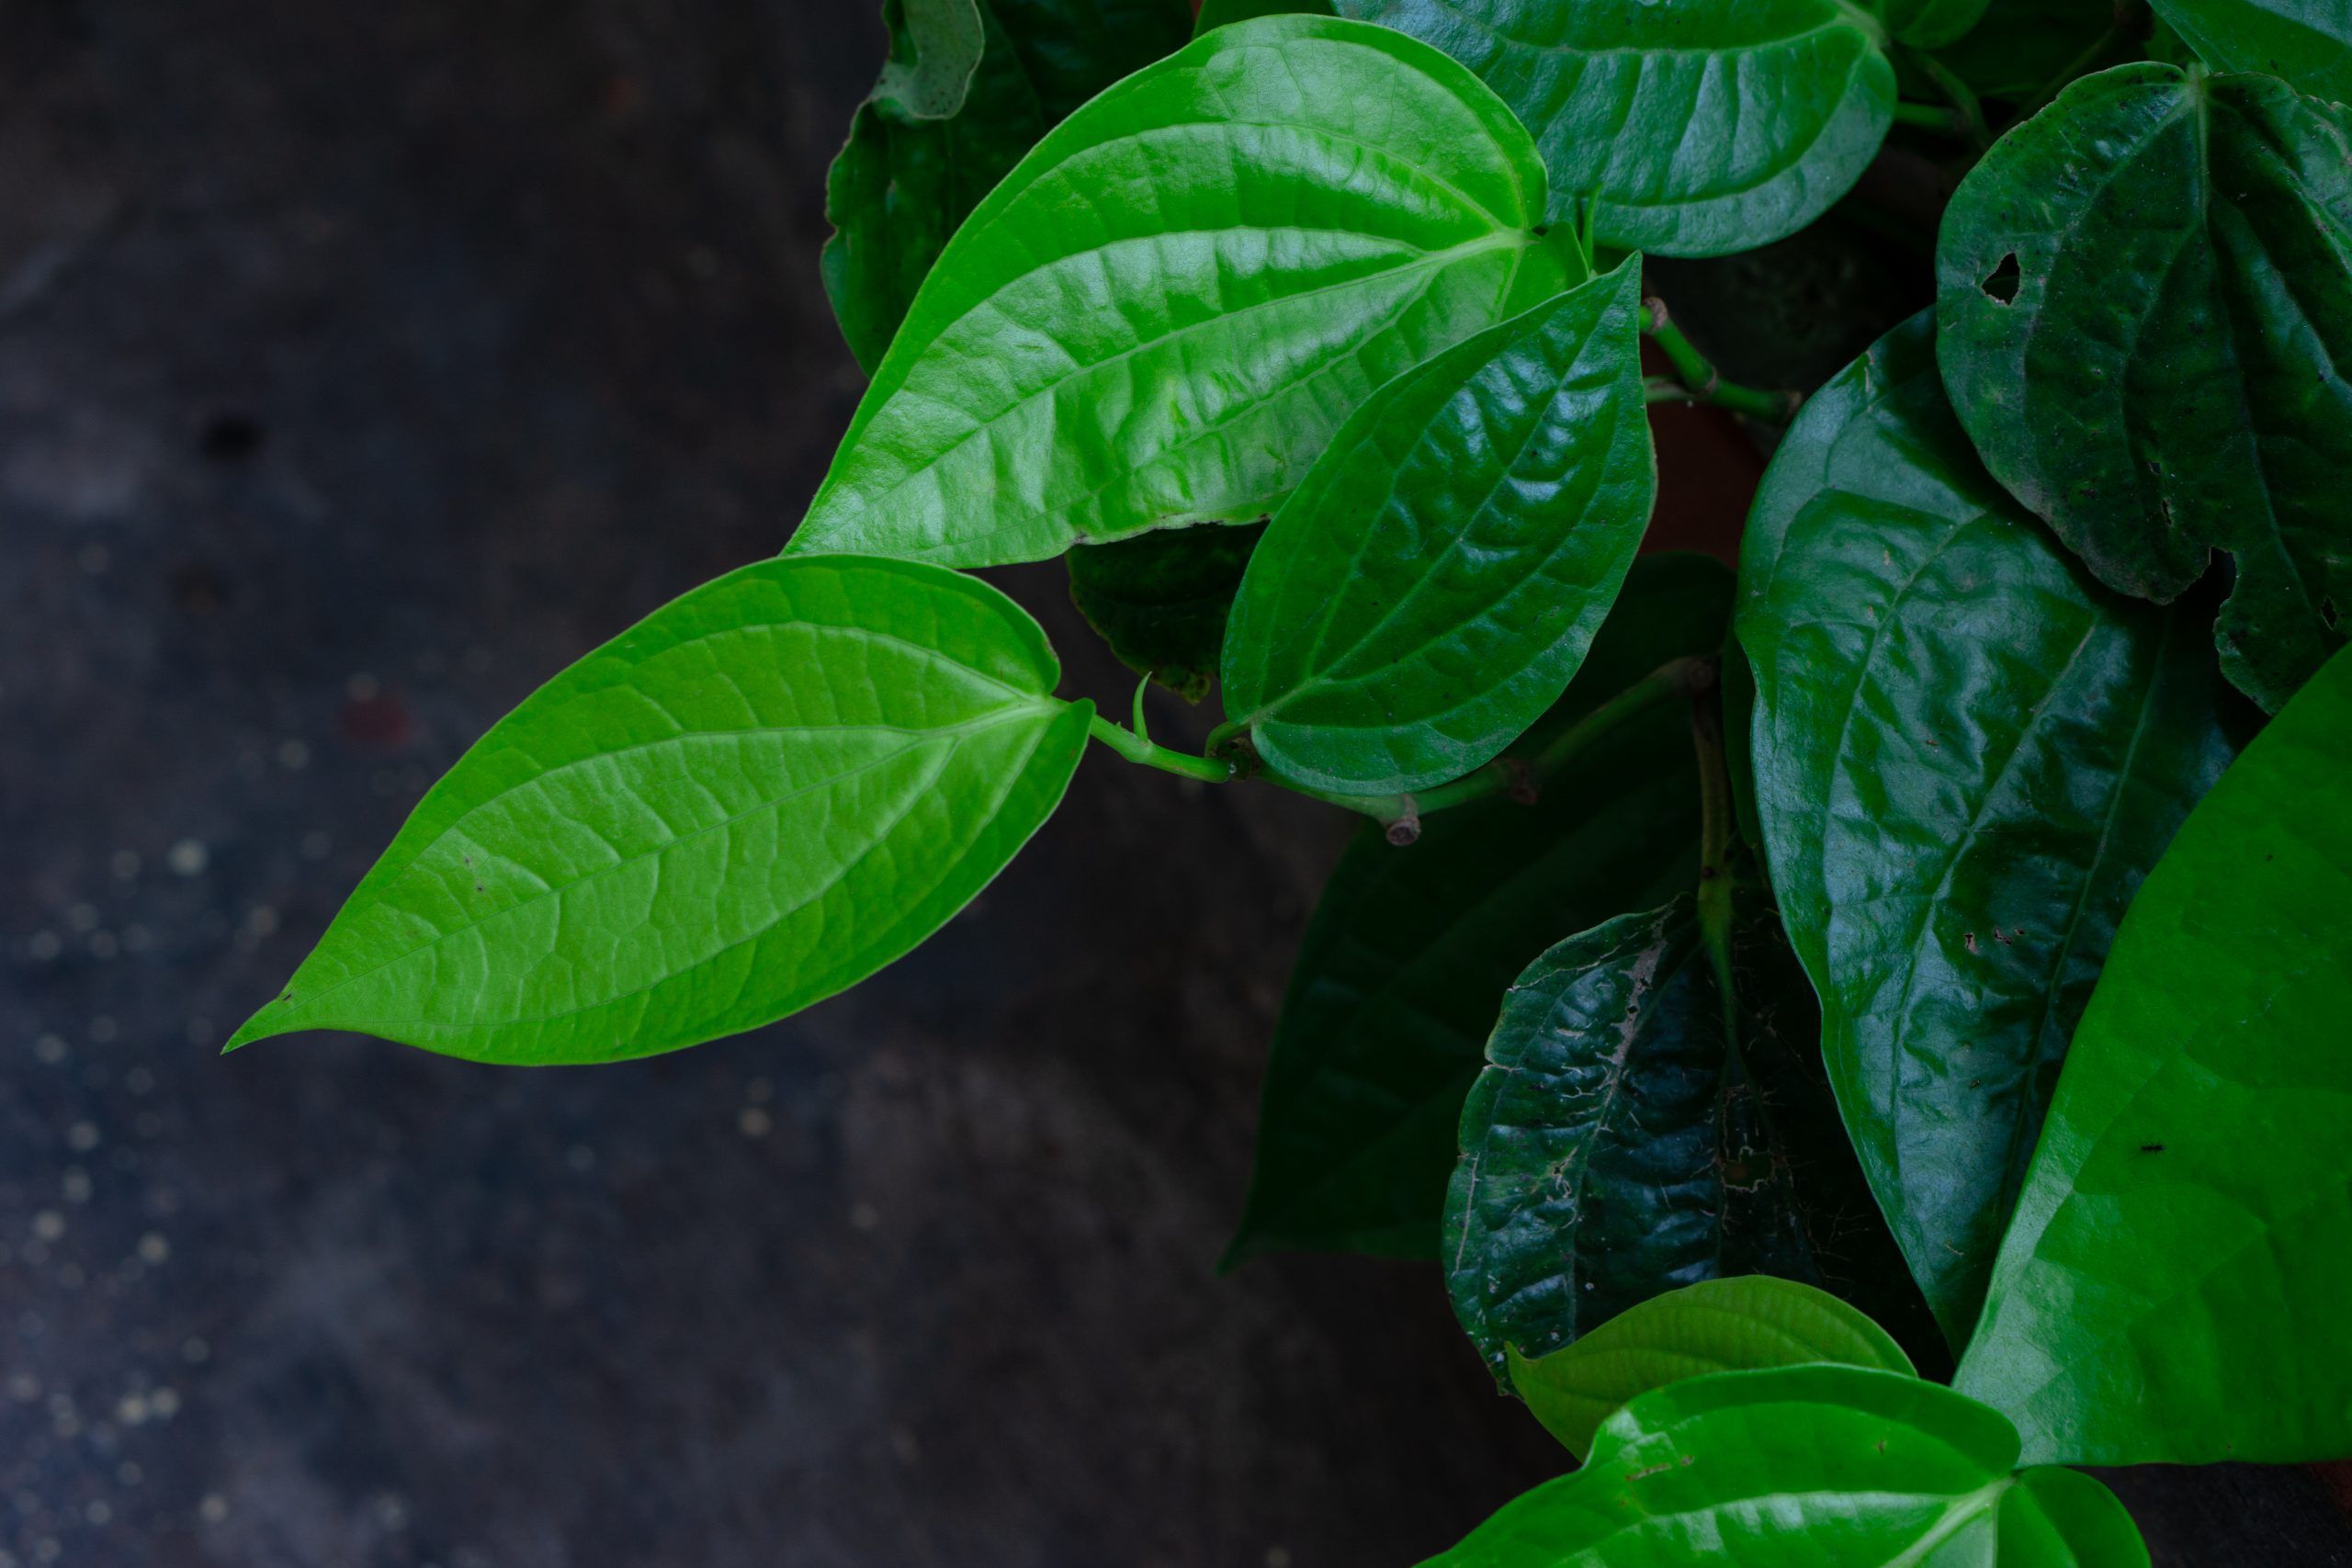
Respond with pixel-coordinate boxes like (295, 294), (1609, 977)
(1641, 299), (1804, 425)
(2011, 2), (2145, 127)
(1891, 100), (1961, 131)
(1897, 47), (1993, 150)
(1686, 672), (1743, 1049)
(1086, 711), (1235, 784)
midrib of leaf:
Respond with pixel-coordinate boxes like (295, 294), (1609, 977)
(1580, 1473), (2009, 1565)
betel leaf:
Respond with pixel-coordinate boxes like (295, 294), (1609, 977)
(1424, 1366), (2147, 1567)
(1224, 556), (1729, 1265)
(822, 0), (1193, 373)
(1218, 262), (1653, 795)
(1957, 644), (2352, 1466)
(1443, 885), (1933, 1381)
(1505, 1275), (1916, 1461)
(1335, 0), (1895, 256)
(793, 15), (1577, 568)
(1738, 313), (2242, 1348)
(225, 558), (1092, 1065)
(1935, 64), (2352, 713)
(1066, 523), (1267, 700)
(1195, 0), (1335, 33)
(1921, 0), (2116, 100)
(2147, 0), (2352, 99)
(1884, 0), (1992, 48)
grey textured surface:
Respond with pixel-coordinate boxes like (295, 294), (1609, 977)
(2, 3), (2348, 1565)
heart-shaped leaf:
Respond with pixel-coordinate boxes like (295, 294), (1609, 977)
(1335, 0), (1895, 256)
(226, 558), (1092, 1064)
(1957, 644), (2352, 1465)
(1506, 1276), (1917, 1461)
(1224, 556), (1729, 1264)
(2148, 0), (2352, 98)
(1738, 312), (2243, 1347)
(1936, 64), (2352, 712)
(1424, 1365), (2147, 1567)
(823, 0), (1193, 373)
(1066, 523), (1267, 700)
(794, 15), (1577, 567)
(1219, 262), (1653, 795)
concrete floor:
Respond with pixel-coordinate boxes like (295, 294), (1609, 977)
(2, 3), (2347, 1564)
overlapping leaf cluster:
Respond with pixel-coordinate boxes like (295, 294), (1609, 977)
(237, 0), (2352, 1560)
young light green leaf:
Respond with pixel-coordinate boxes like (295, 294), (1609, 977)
(1194, 0), (1334, 33)
(1424, 1366), (2148, 1567)
(2147, 0), (2352, 98)
(226, 558), (1092, 1065)
(1444, 887), (1932, 1382)
(1335, 0), (1895, 256)
(1065, 523), (1266, 701)
(794, 14), (1577, 567)
(822, 0), (1193, 373)
(1219, 263), (1652, 795)
(1505, 1276), (1917, 1461)
(1957, 644), (2352, 1466)
(1738, 313), (2243, 1348)
(1936, 64), (2352, 712)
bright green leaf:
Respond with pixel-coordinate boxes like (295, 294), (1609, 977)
(821, 0), (1193, 373)
(226, 558), (1092, 1065)
(1219, 263), (1652, 795)
(794, 15), (1576, 567)
(2147, 0), (2352, 98)
(1957, 643), (2352, 1466)
(1065, 523), (1267, 701)
(1505, 1276), (1916, 1461)
(1335, 0), (1896, 256)
(1224, 557), (1728, 1265)
(1195, 0), (1335, 34)
(1424, 1365), (2147, 1567)
(1739, 313), (2243, 1348)
(1935, 64), (2352, 712)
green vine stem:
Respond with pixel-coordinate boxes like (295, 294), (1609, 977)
(1086, 710), (1236, 784)
(1640, 298), (1804, 424)
(1896, 46), (1993, 150)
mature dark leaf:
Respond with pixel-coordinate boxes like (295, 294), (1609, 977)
(2148, 0), (2352, 97)
(821, 0), (1192, 373)
(1065, 523), (1266, 700)
(1224, 556), (1729, 1264)
(1506, 1275), (1916, 1461)
(1959, 645), (2352, 1465)
(1335, 0), (1895, 255)
(1220, 263), (1653, 795)
(1739, 312), (2241, 1347)
(1424, 1366), (2148, 1567)
(1936, 64), (2352, 712)
(1443, 885), (1930, 1380)
(227, 558), (1091, 1064)
(1195, 0), (1335, 32)
(795, 16), (1577, 567)
(1917, 0), (2115, 100)
(1885, 0), (1992, 47)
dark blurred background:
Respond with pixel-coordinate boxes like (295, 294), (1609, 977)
(4, 3), (2349, 1564)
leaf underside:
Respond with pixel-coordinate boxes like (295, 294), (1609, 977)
(1065, 522), (1268, 700)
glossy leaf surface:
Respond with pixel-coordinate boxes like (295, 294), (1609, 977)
(1739, 314), (2240, 1347)
(1506, 1276), (1915, 1461)
(1225, 557), (1728, 1264)
(1424, 1366), (2147, 1567)
(227, 558), (1091, 1064)
(2148, 0), (2352, 98)
(1336, 0), (1895, 255)
(822, 0), (1193, 373)
(1220, 264), (1653, 795)
(1444, 886), (1928, 1380)
(1958, 645), (2352, 1465)
(1066, 523), (1266, 700)
(1936, 64), (2352, 712)
(795, 15), (1574, 567)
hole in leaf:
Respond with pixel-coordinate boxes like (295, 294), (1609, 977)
(1981, 254), (2022, 305)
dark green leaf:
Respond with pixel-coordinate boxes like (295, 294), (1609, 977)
(226, 558), (1092, 1064)
(821, 0), (1192, 373)
(1335, 0), (1896, 256)
(1886, 0), (1993, 47)
(1424, 1365), (2147, 1567)
(1916, 0), (2116, 100)
(1935, 64), (2352, 712)
(1443, 885), (1929, 1381)
(1505, 1275), (1916, 1461)
(1738, 312), (2241, 1348)
(1196, 0), (1335, 33)
(1958, 644), (2352, 1465)
(1066, 523), (1267, 700)
(2147, 0), (2352, 98)
(1224, 556), (1730, 1264)
(795, 15), (1577, 567)
(1219, 263), (1653, 795)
